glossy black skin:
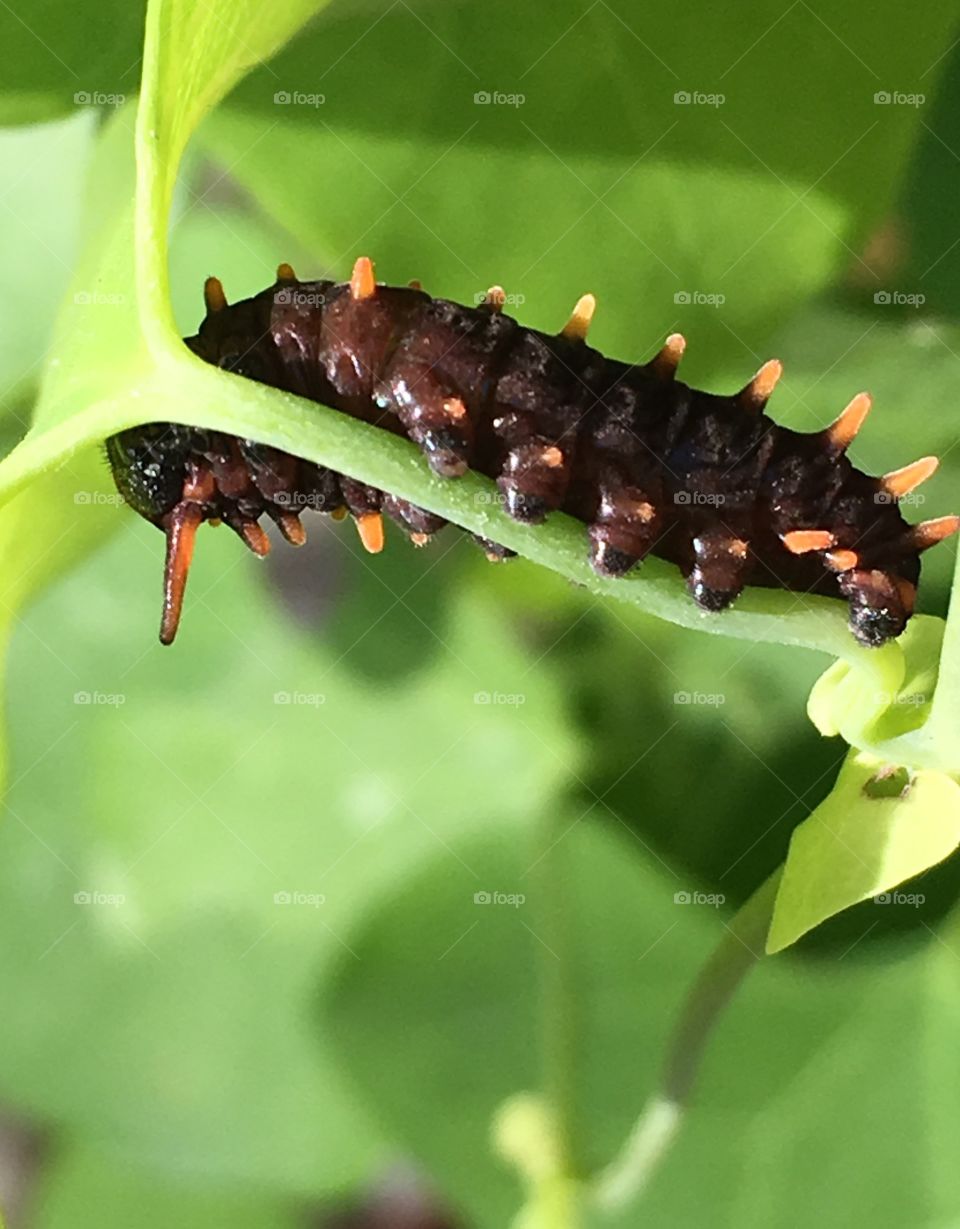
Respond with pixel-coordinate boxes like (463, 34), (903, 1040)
(107, 273), (923, 646)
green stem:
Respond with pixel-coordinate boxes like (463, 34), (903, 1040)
(537, 812), (582, 1181)
(593, 868), (782, 1211)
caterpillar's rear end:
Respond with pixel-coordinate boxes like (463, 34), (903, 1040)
(106, 258), (959, 646)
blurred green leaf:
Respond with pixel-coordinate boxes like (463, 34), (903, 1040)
(0, 510), (576, 1188)
(203, 0), (956, 369)
(324, 820), (719, 1226)
(35, 1143), (295, 1229)
(325, 811), (960, 1227)
(0, 112), (95, 413)
(0, 1), (145, 125)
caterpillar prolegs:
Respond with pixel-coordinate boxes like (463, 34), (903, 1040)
(106, 257), (959, 646)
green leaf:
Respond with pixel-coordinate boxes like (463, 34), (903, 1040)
(35, 1144), (295, 1229)
(0, 517), (576, 1189)
(0, 2), (145, 125)
(766, 747), (960, 953)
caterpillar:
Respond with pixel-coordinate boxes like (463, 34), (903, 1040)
(106, 257), (959, 647)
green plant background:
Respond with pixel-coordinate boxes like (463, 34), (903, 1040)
(1, 1), (960, 1226)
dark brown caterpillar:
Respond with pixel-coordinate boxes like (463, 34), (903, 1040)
(106, 258), (959, 646)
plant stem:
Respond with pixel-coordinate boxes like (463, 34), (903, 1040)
(537, 813), (581, 1180)
(593, 868), (782, 1211)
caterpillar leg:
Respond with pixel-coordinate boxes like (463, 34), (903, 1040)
(382, 494), (447, 545)
(380, 377), (474, 478)
(496, 436), (572, 523)
(473, 536), (517, 562)
(684, 529), (751, 612)
(587, 474), (660, 576)
(836, 567), (913, 647)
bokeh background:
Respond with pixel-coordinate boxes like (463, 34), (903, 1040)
(1, 1), (960, 1225)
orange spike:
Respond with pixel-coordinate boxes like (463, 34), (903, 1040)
(408, 279), (422, 290)
(826, 391), (871, 452)
(739, 359), (782, 410)
(541, 445), (564, 468)
(825, 548), (859, 573)
(561, 293), (596, 341)
(649, 333), (686, 379)
(443, 397), (468, 421)
(331, 506), (348, 522)
(782, 529), (835, 554)
(410, 532), (430, 547)
(203, 276), (227, 314)
(160, 503), (203, 645)
(484, 285), (506, 311)
(881, 455), (939, 499)
(276, 262), (297, 281)
(356, 512), (384, 553)
(275, 511), (306, 546)
(912, 515), (960, 550)
(350, 256), (376, 301)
